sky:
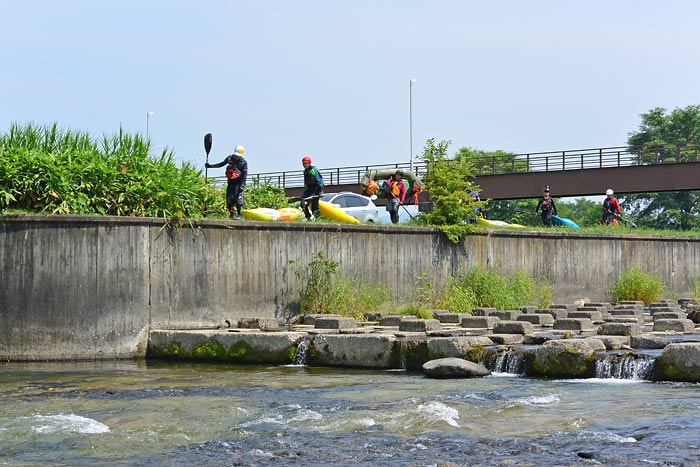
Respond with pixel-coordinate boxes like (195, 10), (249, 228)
(2, 0), (699, 177)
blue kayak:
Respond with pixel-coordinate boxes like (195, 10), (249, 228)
(552, 215), (580, 230)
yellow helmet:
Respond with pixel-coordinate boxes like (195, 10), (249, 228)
(234, 145), (245, 156)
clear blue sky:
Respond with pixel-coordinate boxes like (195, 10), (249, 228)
(2, 1), (698, 175)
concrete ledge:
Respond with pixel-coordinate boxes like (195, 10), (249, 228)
(597, 322), (642, 336)
(653, 319), (695, 333)
(461, 316), (500, 329)
(309, 334), (398, 368)
(517, 314), (555, 326)
(493, 321), (534, 335)
(427, 336), (492, 360)
(399, 319), (442, 332)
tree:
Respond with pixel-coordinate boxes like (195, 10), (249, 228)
(418, 139), (483, 241)
(624, 105), (700, 230)
(628, 105), (700, 164)
(455, 147), (528, 175)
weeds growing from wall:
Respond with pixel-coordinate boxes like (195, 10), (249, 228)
(290, 252), (388, 319)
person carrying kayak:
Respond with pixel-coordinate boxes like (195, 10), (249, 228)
(383, 170), (406, 224)
(600, 188), (621, 226)
(206, 145), (247, 219)
(535, 186), (557, 227)
(301, 156), (324, 220)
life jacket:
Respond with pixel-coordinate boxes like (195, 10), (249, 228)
(226, 165), (241, 179)
(602, 197), (615, 213)
(540, 197), (553, 211)
(391, 181), (400, 197)
(365, 180), (378, 196)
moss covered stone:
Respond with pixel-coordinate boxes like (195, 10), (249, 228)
(192, 340), (227, 360)
(528, 339), (604, 379)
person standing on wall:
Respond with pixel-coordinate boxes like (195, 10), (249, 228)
(301, 156), (324, 220)
(383, 170), (407, 224)
(535, 186), (557, 227)
(206, 145), (248, 219)
(600, 188), (621, 226)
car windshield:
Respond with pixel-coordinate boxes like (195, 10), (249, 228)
(321, 194), (334, 202)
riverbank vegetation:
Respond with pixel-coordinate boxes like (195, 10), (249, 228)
(610, 268), (665, 305)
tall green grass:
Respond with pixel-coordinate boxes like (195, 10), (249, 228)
(0, 122), (220, 218)
(610, 268), (665, 305)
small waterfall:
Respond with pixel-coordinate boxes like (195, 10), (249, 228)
(292, 337), (311, 366)
(595, 355), (655, 380)
(490, 348), (525, 374)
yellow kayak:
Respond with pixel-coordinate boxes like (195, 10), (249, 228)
(241, 208), (302, 222)
(477, 217), (527, 229)
(318, 200), (361, 224)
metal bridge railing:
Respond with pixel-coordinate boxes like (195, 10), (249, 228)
(209, 143), (700, 188)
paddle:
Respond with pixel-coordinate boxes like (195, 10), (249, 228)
(288, 195), (322, 203)
(203, 133), (212, 217)
(615, 213), (638, 228)
(204, 133), (212, 182)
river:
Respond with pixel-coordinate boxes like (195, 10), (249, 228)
(1, 360), (699, 466)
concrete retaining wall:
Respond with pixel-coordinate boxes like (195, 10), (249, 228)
(1, 215), (699, 360)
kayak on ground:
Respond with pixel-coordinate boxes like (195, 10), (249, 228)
(318, 200), (361, 224)
(241, 207), (302, 222)
(477, 217), (527, 229)
(552, 215), (580, 230)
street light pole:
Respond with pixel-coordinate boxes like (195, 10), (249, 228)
(146, 111), (155, 139)
(409, 79), (416, 172)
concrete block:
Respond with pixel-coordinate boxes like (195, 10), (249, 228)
(605, 317), (642, 324)
(630, 334), (669, 349)
(487, 310), (523, 320)
(427, 336), (493, 359)
(472, 307), (497, 316)
(310, 334), (398, 368)
(584, 302), (613, 311)
(569, 311), (604, 322)
(315, 317), (357, 330)
(488, 334), (524, 345)
(238, 317), (280, 331)
(520, 306), (537, 314)
(619, 300), (645, 307)
(652, 312), (687, 320)
(550, 304), (578, 312)
(523, 333), (558, 345)
(553, 318), (595, 332)
(609, 308), (644, 318)
(301, 314), (341, 325)
(653, 319), (695, 333)
(379, 315), (414, 327)
(597, 322), (642, 336)
(537, 308), (568, 319)
(594, 335), (630, 350)
(399, 319), (442, 332)
(432, 311), (466, 324)
(517, 313), (555, 326)
(461, 316), (500, 329)
(493, 320), (534, 335)
(650, 306), (684, 315)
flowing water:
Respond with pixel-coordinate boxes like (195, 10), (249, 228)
(1, 360), (699, 467)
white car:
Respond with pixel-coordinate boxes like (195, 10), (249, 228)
(321, 192), (379, 223)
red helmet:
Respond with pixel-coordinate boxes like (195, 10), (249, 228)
(302, 156), (312, 164)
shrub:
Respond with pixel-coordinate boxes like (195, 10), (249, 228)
(290, 252), (388, 319)
(610, 268), (665, 305)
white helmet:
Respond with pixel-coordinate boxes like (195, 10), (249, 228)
(234, 145), (245, 156)
(606, 189), (614, 196)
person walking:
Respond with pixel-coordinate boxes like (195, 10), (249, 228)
(600, 188), (621, 226)
(301, 156), (324, 220)
(206, 145), (247, 219)
(535, 186), (557, 227)
(383, 170), (406, 224)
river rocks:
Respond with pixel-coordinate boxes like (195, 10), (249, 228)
(427, 336), (492, 360)
(653, 342), (700, 382)
(423, 357), (490, 378)
(529, 339), (605, 378)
